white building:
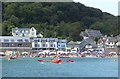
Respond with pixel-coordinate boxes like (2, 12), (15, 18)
(12, 27), (37, 37)
(105, 37), (117, 48)
(32, 38), (58, 50)
(0, 36), (31, 50)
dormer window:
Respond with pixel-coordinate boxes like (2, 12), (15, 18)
(31, 28), (34, 31)
(26, 30), (29, 33)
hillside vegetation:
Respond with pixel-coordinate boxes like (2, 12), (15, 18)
(2, 2), (118, 41)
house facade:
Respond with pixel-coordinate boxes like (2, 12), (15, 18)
(104, 37), (117, 48)
(32, 38), (58, 50)
(0, 36), (32, 51)
(12, 27), (37, 37)
(58, 39), (67, 50)
(97, 35), (118, 54)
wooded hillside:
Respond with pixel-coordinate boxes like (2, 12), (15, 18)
(2, 2), (118, 41)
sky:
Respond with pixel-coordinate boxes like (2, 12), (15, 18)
(73, 0), (119, 16)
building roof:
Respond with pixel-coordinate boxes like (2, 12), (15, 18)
(79, 38), (97, 49)
(68, 41), (81, 45)
(32, 38), (58, 42)
(107, 37), (117, 42)
(0, 36), (30, 39)
(12, 27), (30, 34)
(58, 39), (67, 43)
(81, 29), (103, 38)
(0, 36), (30, 42)
(116, 34), (120, 41)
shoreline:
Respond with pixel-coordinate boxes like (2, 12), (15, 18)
(0, 56), (118, 59)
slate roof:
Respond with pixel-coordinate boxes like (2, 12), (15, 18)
(79, 38), (97, 50)
(58, 39), (67, 43)
(68, 41), (81, 45)
(12, 27), (30, 34)
(32, 38), (58, 42)
(81, 29), (103, 38)
(0, 36), (30, 42)
(107, 37), (117, 42)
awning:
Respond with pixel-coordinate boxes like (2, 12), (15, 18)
(0, 52), (5, 55)
(38, 52), (45, 55)
(22, 52), (29, 54)
(49, 52), (56, 54)
(109, 52), (117, 54)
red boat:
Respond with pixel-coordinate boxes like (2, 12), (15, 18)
(38, 59), (74, 64)
(38, 59), (62, 64)
(51, 60), (62, 64)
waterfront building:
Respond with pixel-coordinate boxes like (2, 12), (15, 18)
(58, 39), (67, 50)
(104, 36), (117, 48)
(0, 36), (32, 51)
(32, 38), (58, 50)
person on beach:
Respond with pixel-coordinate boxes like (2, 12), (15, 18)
(5, 50), (11, 61)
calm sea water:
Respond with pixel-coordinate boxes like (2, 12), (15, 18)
(1, 57), (118, 77)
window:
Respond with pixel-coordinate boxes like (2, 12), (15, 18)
(38, 44), (40, 47)
(62, 45), (65, 47)
(17, 39), (23, 42)
(25, 39), (29, 42)
(42, 44), (46, 47)
(16, 33), (18, 36)
(34, 40), (38, 42)
(4, 39), (9, 42)
(18, 43), (22, 47)
(11, 39), (14, 42)
(42, 40), (47, 42)
(35, 44), (38, 47)
(46, 44), (48, 47)
(3, 43), (9, 47)
(54, 44), (56, 47)
(50, 44), (53, 47)
(32, 28), (34, 31)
